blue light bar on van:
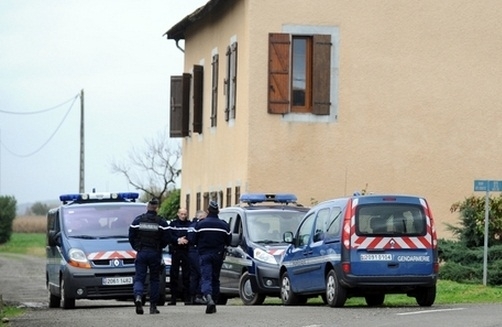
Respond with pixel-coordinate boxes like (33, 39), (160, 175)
(59, 192), (139, 203)
(240, 193), (297, 204)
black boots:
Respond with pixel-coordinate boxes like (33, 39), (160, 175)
(134, 295), (143, 315)
(205, 294), (216, 314)
(150, 304), (160, 314)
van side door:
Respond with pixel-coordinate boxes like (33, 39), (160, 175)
(286, 212), (317, 292)
(219, 210), (245, 292)
(308, 206), (343, 291)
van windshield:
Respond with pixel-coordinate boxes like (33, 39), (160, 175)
(356, 204), (426, 236)
(245, 211), (305, 243)
(62, 204), (145, 238)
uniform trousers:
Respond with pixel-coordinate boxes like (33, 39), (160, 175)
(188, 247), (202, 297)
(199, 251), (224, 300)
(133, 249), (161, 304)
(170, 248), (190, 301)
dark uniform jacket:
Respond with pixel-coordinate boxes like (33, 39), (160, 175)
(193, 213), (231, 255)
(168, 218), (191, 252)
(128, 210), (169, 251)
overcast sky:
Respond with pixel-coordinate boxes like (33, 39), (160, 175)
(0, 0), (208, 206)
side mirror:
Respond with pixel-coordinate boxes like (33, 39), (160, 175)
(230, 234), (240, 247)
(283, 231), (294, 244)
(48, 230), (61, 247)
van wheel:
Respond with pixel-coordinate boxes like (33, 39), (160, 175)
(325, 269), (347, 308)
(365, 293), (385, 306)
(280, 271), (300, 305)
(60, 278), (75, 309)
(415, 285), (436, 307)
(48, 282), (60, 308)
(239, 271), (265, 305)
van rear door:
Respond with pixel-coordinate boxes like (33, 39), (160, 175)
(348, 196), (435, 276)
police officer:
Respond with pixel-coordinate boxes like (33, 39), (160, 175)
(167, 207), (191, 305)
(128, 198), (169, 315)
(194, 201), (231, 314)
(186, 209), (207, 305)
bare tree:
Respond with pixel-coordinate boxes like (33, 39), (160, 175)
(110, 131), (181, 201)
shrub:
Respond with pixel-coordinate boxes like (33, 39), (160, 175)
(0, 196), (17, 244)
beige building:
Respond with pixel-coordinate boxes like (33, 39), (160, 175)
(165, 0), (502, 238)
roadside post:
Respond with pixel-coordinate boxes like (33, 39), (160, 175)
(473, 180), (502, 286)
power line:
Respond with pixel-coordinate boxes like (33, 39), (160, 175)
(0, 94), (79, 158)
(0, 93), (80, 115)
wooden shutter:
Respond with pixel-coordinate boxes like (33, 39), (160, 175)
(312, 34), (331, 115)
(211, 54), (219, 127)
(230, 42), (238, 120)
(169, 74), (191, 138)
(268, 33), (290, 114)
(193, 65), (203, 134)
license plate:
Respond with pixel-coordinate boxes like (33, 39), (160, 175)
(360, 253), (392, 261)
(102, 277), (133, 285)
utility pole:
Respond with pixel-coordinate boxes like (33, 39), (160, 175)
(79, 89), (85, 193)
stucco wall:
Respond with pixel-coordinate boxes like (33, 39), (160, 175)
(175, 0), (502, 238)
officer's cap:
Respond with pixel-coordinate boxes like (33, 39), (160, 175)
(149, 198), (160, 205)
(208, 200), (219, 213)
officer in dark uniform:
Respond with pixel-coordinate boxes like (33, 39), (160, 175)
(128, 198), (169, 315)
(186, 209), (207, 305)
(193, 201), (231, 314)
(167, 207), (191, 305)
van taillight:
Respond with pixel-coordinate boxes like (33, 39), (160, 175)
(342, 199), (354, 249)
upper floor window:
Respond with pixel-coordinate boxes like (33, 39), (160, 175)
(268, 33), (331, 115)
(225, 41), (238, 121)
(170, 65), (204, 138)
(211, 54), (219, 127)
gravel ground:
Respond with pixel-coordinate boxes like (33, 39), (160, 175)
(0, 253), (47, 308)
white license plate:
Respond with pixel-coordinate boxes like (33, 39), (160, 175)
(102, 277), (133, 285)
(360, 253), (392, 261)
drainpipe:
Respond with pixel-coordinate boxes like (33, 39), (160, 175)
(175, 39), (184, 53)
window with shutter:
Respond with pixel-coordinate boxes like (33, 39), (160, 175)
(193, 65), (203, 134)
(268, 33), (332, 115)
(211, 54), (219, 127)
(225, 41), (238, 121)
(268, 33), (290, 114)
(170, 73), (191, 137)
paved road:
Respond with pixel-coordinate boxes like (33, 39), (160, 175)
(2, 253), (502, 327)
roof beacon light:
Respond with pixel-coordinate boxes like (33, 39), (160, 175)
(59, 192), (139, 204)
(240, 193), (297, 205)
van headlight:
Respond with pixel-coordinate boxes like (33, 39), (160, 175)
(68, 248), (91, 268)
(253, 248), (278, 265)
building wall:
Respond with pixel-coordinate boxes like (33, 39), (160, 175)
(176, 0), (502, 238)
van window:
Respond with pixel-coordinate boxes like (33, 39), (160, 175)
(245, 211), (304, 243)
(296, 212), (316, 247)
(62, 205), (144, 238)
(313, 208), (330, 242)
(356, 204), (426, 236)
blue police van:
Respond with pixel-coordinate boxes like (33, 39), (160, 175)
(279, 193), (438, 307)
(217, 193), (309, 305)
(46, 192), (166, 309)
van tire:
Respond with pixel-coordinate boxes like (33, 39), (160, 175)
(60, 278), (75, 309)
(280, 271), (301, 305)
(365, 293), (385, 306)
(239, 271), (265, 305)
(48, 289), (60, 308)
(325, 269), (347, 308)
(415, 285), (436, 307)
